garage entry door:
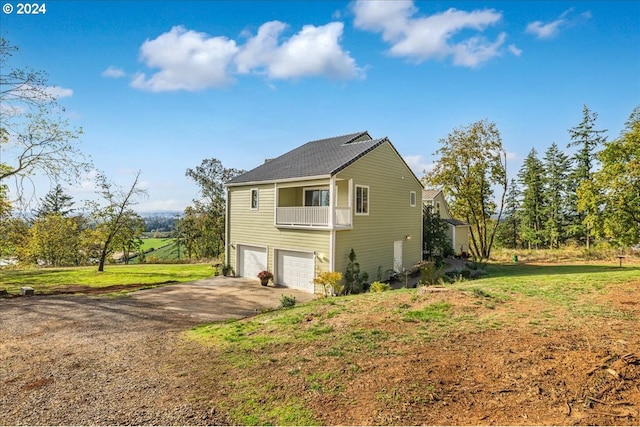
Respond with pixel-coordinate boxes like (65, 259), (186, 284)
(238, 245), (267, 280)
(276, 250), (315, 293)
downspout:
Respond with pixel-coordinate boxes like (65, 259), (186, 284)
(225, 187), (230, 266)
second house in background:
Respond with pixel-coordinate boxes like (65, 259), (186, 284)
(225, 131), (423, 293)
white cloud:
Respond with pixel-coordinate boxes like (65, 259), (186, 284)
(508, 44), (523, 56)
(133, 21), (362, 92)
(505, 151), (519, 161)
(102, 66), (126, 78)
(238, 21), (362, 80)
(352, 0), (511, 67)
(525, 8), (590, 40)
(404, 154), (435, 177)
(525, 19), (564, 39)
(132, 25), (239, 92)
(45, 86), (73, 99)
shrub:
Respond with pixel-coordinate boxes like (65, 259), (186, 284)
(221, 264), (232, 276)
(280, 294), (296, 308)
(419, 262), (445, 286)
(369, 281), (391, 293)
(146, 254), (161, 264)
(313, 271), (343, 297)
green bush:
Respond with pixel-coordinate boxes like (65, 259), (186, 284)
(419, 262), (445, 286)
(369, 281), (391, 293)
(280, 295), (296, 308)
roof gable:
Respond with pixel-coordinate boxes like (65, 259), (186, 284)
(227, 131), (392, 185)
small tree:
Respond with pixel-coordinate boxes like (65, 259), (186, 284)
(86, 171), (147, 272)
(422, 204), (451, 261)
(344, 249), (368, 294)
(313, 271), (343, 297)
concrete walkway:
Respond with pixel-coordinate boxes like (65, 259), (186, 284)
(129, 276), (318, 322)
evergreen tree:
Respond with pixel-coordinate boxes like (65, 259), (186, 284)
(35, 184), (74, 218)
(567, 105), (607, 248)
(518, 148), (545, 249)
(495, 179), (522, 249)
(542, 143), (571, 248)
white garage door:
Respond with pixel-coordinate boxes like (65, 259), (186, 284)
(276, 250), (315, 293)
(238, 245), (267, 280)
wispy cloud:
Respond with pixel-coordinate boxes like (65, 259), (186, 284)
(132, 21), (362, 92)
(352, 0), (515, 68)
(102, 66), (126, 78)
(45, 86), (73, 99)
(404, 154), (435, 177)
(508, 44), (523, 56)
(526, 8), (591, 40)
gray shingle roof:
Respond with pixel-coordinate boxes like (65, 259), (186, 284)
(226, 131), (390, 185)
(422, 189), (441, 200)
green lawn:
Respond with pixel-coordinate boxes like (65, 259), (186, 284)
(0, 263), (214, 295)
(184, 262), (640, 425)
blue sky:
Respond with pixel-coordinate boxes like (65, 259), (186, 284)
(2, 0), (639, 212)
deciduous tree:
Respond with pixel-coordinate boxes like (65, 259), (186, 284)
(0, 38), (91, 204)
(86, 171), (147, 271)
(587, 105), (640, 246)
(424, 119), (507, 261)
(183, 159), (244, 259)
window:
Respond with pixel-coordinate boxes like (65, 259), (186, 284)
(410, 191), (416, 207)
(435, 201), (441, 215)
(250, 188), (259, 210)
(304, 189), (330, 207)
(355, 185), (369, 215)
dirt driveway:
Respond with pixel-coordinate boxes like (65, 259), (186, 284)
(0, 278), (315, 425)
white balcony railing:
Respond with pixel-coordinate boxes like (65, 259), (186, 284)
(276, 206), (352, 228)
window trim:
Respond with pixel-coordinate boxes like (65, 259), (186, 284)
(355, 185), (369, 215)
(410, 191), (416, 207)
(250, 188), (259, 210)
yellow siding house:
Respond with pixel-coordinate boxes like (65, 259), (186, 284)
(225, 131), (423, 293)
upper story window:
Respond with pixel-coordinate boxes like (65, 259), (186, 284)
(355, 185), (369, 215)
(435, 201), (441, 215)
(410, 191), (416, 207)
(304, 188), (330, 207)
(250, 188), (259, 210)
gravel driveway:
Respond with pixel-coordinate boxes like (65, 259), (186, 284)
(0, 278), (315, 425)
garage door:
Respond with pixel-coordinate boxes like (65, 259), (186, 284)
(276, 250), (315, 293)
(238, 245), (267, 280)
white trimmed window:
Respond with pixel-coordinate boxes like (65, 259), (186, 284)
(355, 185), (369, 215)
(250, 188), (259, 210)
(410, 191), (416, 207)
(304, 188), (330, 207)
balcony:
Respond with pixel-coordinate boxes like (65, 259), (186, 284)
(276, 206), (352, 229)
